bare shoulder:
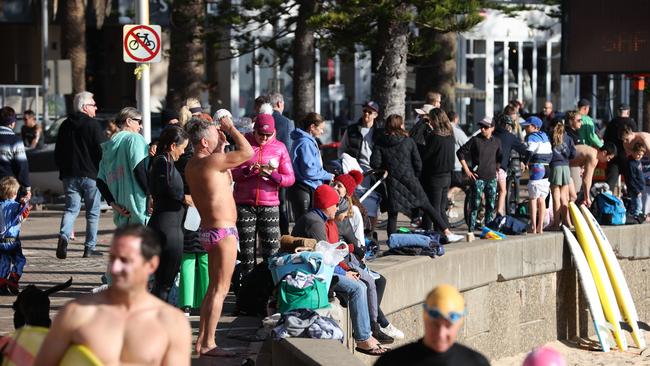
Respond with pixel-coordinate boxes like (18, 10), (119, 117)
(156, 297), (190, 332)
(55, 292), (104, 326)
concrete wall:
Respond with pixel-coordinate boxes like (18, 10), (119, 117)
(272, 224), (650, 365)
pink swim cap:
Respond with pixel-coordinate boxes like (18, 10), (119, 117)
(523, 347), (566, 366)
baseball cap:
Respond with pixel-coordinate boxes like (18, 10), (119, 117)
(618, 103), (631, 111)
(214, 108), (232, 121)
(521, 116), (543, 129)
(363, 101), (379, 113)
(477, 117), (493, 128)
(577, 98), (590, 108)
(254, 113), (275, 134)
(415, 104), (435, 116)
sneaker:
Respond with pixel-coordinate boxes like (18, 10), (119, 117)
(83, 247), (103, 258)
(380, 323), (404, 339)
(371, 323), (394, 344)
(446, 233), (464, 243)
(56, 236), (68, 259)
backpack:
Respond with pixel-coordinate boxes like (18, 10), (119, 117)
(236, 262), (275, 316)
(277, 271), (330, 313)
(591, 192), (626, 225)
(487, 215), (528, 235)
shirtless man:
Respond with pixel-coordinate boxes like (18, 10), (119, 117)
(620, 124), (650, 156)
(569, 143), (616, 206)
(184, 114), (254, 357)
(34, 225), (191, 366)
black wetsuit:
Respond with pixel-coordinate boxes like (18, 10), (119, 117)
(148, 153), (185, 300)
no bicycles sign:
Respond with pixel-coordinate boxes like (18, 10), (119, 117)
(123, 24), (162, 63)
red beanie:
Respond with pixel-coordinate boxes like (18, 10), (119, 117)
(314, 185), (340, 210)
(334, 170), (363, 197)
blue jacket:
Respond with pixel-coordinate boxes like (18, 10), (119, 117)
(550, 132), (576, 167)
(0, 200), (23, 238)
(525, 131), (553, 165)
(273, 110), (295, 152)
(290, 129), (332, 189)
(628, 159), (645, 194)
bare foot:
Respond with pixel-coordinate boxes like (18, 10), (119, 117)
(198, 346), (237, 358)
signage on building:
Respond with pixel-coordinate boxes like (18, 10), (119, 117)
(328, 84), (345, 102)
(122, 24), (162, 63)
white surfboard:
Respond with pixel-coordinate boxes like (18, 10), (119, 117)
(563, 226), (611, 352)
(569, 202), (627, 351)
(580, 205), (646, 349)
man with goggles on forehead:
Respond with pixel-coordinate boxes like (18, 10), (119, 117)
(375, 284), (489, 365)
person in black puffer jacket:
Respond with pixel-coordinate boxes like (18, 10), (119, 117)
(370, 114), (463, 243)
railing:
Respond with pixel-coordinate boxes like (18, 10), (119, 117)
(0, 84), (66, 124)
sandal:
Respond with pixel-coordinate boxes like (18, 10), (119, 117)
(198, 347), (238, 358)
(355, 343), (390, 356)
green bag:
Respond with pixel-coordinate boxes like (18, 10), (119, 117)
(277, 272), (330, 313)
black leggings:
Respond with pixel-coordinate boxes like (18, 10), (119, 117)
(148, 204), (184, 300)
(375, 274), (389, 327)
(289, 182), (314, 222)
(422, 173), (451, 231)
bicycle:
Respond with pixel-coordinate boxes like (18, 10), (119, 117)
(128, 32), (156, 51)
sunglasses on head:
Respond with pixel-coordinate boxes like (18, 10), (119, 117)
(422, 303), (466, 324)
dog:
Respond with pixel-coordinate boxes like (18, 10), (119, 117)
(12, 277), (72, 329)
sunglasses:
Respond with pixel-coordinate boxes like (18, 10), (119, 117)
(363, 109), (375, 115)
(255, 131), (273, 137)
(479, 125), (490, 130)
(422, 303), (466, 324)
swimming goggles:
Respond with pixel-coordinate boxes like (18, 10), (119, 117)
(422, 303), (466, 324)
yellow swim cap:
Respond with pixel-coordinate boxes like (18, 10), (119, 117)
(423, 284), (465, 322)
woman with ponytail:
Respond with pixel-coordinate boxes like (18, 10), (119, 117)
(178, 98), (202, 127)
(148, 125), (190, 301)
(549, 119), (576, 228)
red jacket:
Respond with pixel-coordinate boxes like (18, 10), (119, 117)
(232, 133), (295, 206)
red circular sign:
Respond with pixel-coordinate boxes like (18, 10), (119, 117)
(123, 25), (161, 63)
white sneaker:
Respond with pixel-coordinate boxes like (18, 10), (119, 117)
(381, 323), (404, 339)
(446, 233), (464, 243)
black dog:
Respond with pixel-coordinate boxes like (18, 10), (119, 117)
(12, 277), (72, 329)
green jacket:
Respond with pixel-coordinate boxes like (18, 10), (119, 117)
(97, 131), (149, 227)
(579, 115), (603, 148)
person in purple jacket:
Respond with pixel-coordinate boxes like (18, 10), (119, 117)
(232, 113), (295, 283)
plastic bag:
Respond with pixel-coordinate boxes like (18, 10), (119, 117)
(314, 241), (349, 266)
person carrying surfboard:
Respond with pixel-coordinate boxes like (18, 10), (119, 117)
(375, 284), (490, 366)
(34, 225), (192, 366)
(569, 143), (617, 207)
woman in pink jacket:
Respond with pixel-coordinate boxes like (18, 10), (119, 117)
(232, 113), (295, 284)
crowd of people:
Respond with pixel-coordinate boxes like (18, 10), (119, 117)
(0, 89), (642, 365)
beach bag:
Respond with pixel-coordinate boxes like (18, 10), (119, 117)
(592, 192), (626, 225)
(487, 215), (528, 235)
(277, 272), (330, 313)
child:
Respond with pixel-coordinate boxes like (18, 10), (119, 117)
(521, 116), (553, 234)
(627, 142), (646, 220)
(549, 119), (576, 229)
(457, 117), (503, 232)
(0, 176), (30, 295)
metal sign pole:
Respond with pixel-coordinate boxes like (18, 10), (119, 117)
(136, 0), (151, 142)
(42, 0), (49, 125)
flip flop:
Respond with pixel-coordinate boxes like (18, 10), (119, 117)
(355, 344), (390, 356)
(198, 347), (238, 358)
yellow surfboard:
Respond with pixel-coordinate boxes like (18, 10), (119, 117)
(569, 202), (627, 351)
(580, 205), (646, 349)
(60, 344), (104, 365)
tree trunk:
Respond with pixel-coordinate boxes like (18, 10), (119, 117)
(292, 0), (318, 122)
(372, 9), (409, 120)
(62, 0), (86, 93)
(416, 32), (457, 112)
(167, 0), (206, 111)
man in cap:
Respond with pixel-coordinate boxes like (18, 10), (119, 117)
(577, 98), (603, 149)
(338, 101), (382, 230)
(375, 284), (489, 365)
(604, 103), (638, 192)
(457, 117), (502, 231)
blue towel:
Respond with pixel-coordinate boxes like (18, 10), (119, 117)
(387, 233), (432, 249)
